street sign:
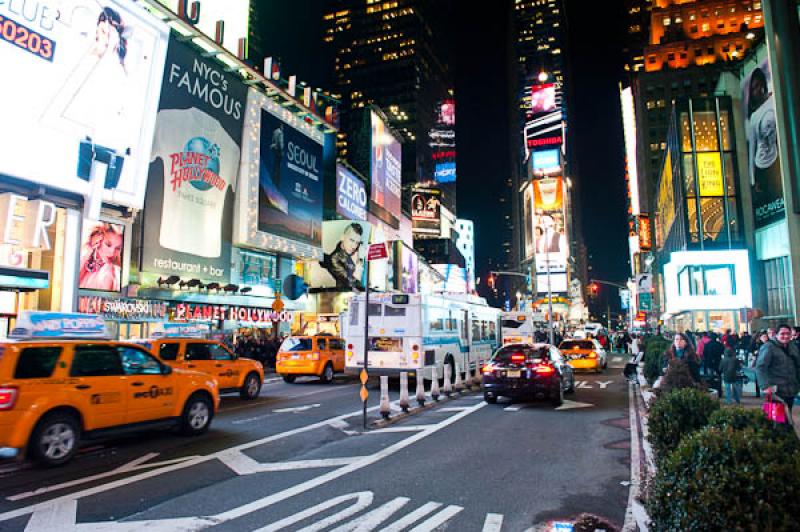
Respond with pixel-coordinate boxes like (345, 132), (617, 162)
(635, 273), (652, 294)
(639, 293), (652, 311)
(368, 243), (388, 261)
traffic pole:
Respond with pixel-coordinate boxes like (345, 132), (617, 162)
(362, 261), (370, 430)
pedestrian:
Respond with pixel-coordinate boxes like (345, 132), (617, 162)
(664, 332), (701, 381)
(719, 338), (743, 405)
(792, 326), (800, 353)
(738, 331), (752, 358)
(751, 330), (770, 367)
(756, 324), (800, 415)
(685, 329), (696, 348)
(624, 334), (642, 382)
(703, 333), (725, 378)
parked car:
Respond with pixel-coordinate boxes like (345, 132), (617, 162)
(276, 335), (346, 383)
(558, 339), (607, 372)
(145, 338), (263, 400)
(481, 343), (574, 406)
(0, 313), (219, 466)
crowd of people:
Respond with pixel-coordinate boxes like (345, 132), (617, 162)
(234, 334), (286, 369)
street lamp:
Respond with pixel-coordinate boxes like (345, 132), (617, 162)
(538, 71), (549, 83)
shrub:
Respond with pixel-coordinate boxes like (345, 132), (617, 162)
(707, 407), (799, 450)
(647, 426), (800, 531)
(657, 359), (702, 396)
(647, 388), (719, 461)
(643, 336), (670, 385)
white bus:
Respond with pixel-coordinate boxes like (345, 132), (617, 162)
(500, 311), (545, 345)
(344, 293), (502, 380)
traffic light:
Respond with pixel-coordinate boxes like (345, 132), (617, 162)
(588, 282), (599, 298)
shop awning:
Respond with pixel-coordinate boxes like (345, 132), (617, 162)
(0, 266), (49, 291)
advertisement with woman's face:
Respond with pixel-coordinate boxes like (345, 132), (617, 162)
(0, 1), (168, 209)
(79, 221), (124, 292)
(742, 58), (784, 229)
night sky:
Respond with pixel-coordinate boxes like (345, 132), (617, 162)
(255, 1), (630, 303)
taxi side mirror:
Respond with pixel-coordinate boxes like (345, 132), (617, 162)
(161, 364), (173, 376)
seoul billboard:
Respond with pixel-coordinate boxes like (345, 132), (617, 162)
(0, 1), (169, 209)
(370, 111), (402, 219)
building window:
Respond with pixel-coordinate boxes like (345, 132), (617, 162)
(764, 257), (793, 318)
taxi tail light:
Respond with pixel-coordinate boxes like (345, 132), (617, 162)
(533, 364), (556, 376)
(482, 363), (496, 374)
(0, 387), (18, 411)
(588, 352), (598, 359)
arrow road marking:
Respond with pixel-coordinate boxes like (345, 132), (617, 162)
(218, 451), (361, 476)
(597, 380), (613, 389)
(273, 403), (322, 413)
(555, 399), (594, 411)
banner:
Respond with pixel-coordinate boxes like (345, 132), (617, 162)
(696, 152), (724, 196)
(141, 34), (247, 283)
(370, 111), (402, 219)
(0, 1), (168, 209)
(336, 164), (367, 221)
(79, 220), (125, 292)
(532, 177), (567, 273)
(411, 188), (442, 235)
(523, 183), (534, 259)
(308, 221), (371, 291)
(742, 58), (784, 228)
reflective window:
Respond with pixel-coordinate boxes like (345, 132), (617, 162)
(159, 343), (180, 361)
(14, 347), (62, 379)
(119, 346), (162, 375)
(70, 345), (123, 377)
(209, 344), (234, 360)
(185, 343), (212, 361)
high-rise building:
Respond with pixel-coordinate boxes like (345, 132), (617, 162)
(624, 0), (653, 75)
(633, 0), (763, 212)
(322, 0), (454, 199)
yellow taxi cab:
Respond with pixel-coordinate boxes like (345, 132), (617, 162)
(144, 335), (264, 400)
(0, 313), (219, 467)
(276, 335), (345, 384)
(558, 338), (608, 373)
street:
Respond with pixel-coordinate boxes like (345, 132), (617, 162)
(0, 355), (632, 531)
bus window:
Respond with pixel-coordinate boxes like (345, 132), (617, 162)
(350, 301), (360, 326)
(472, 319), (481, 340)
(368, 303), (383, 316)
(384, 306), (406, 317)
(488, 321), (497, 340)
(480, 321), (488, 340)
(502, 319), (524, 329)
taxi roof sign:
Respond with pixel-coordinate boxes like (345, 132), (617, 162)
(10, 312), (109, 340)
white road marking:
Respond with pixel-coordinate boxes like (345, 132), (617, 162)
(10, 401), (487, 530)
(597, 380), (613, 389)
(407, 505), (464, 532)
(328, 497), (410, 531)
(482, 512), (504, 532)
(577, 381), (593, 389)
(217, 451), (359, 475)
(23, 500), (76, 531)
(274, 403), (322, 414)
(254, 492), (373, 532)
(366, 425), (431, 434)
(9, 454), (199, 502)
(264, 377), (284, 384)
(381, 502), (444, 532)
(555, 400), (594, 411)
(503, 406), (522, 411)
(439, 406), (469, 412)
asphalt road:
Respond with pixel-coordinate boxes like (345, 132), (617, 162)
(0, 354), (633, 531)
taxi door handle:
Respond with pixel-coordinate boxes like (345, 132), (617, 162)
(131, 382), (145, 387)
(75, 384), (91, 390)
(215, 363), (223, 367)
(187, 364), (196, 368)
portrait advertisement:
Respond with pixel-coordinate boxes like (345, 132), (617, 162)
(79, 220), (125, 292)
(308, 221), (372, 291)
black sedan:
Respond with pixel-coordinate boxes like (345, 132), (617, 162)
(481, 343), (575, 406)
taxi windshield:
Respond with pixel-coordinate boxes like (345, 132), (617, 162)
(280, 337), (313, 352)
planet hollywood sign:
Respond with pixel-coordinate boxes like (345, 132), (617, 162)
(173, 303), (293, 323)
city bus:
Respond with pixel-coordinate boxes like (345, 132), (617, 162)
(500, 311), (545, 345)
(344, 292), (502, 380)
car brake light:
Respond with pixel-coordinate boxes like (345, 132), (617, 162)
(482, 363), (496, 374)
(0, 387), (18, 410)
(510, 353), (526, 363)
(588, 351), (597, 359)
(534, 364), (555, 375)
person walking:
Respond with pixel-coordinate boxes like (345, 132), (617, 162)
(703, 333), (725, 377)
(720, 338), (743, 405)
(624, 334), (642, 382)
(756, 324), (800, 415)
(664, 332), (701, 382)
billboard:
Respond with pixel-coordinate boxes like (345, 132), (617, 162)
(656, 151), (676, 247)
(79, 221), (125, 292)
(523, 183), (534, 259)
(530, 149), (561, 175)
(411, 189), (442, 235)
(536, 273), (568, 294)
(434, 162), (457, 183)
(663, 250), (752, 314)
(308, 221), (370, 291)
(370, 111), (402, 218)
(620, 86), (641, 216)
(399, 244), (419, 294)
(336, 164), (368, 221)
(0, 1), (168, 209)
(530, 84), (556, 114)
(142, 34), (247, 283)
(696, 152), (724, 196)
(532, 177), (568, 273)
(742, 58), (784, 228)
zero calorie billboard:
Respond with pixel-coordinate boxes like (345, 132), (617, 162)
(370, 111), (402, 219)
(336, 164), (367, 221)
(0, 1), (169, 209)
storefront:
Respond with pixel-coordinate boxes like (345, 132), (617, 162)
(78, 295), (168, 340)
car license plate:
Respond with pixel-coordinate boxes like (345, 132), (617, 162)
(506, 370), (521, 378)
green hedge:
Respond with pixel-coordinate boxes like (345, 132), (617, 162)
(647, 426), (800, 531)
(643, 335), (670, 385)
(706, 407), (799, 450)
(647, 388), (719, 461)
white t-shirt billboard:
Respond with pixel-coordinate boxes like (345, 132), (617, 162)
(0, 1), (168, 209)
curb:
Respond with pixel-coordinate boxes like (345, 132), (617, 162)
(370, 388), (480, 429)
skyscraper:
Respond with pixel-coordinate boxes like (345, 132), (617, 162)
(322, 0), (454, 198)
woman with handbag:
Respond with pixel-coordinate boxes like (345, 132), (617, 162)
(720, 338), (743, 405)
(756, 324), (800, 419)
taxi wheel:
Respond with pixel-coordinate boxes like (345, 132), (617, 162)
(551, 382), (564, 407)
(30, 412), (81, 467)
(483, 392), (498, 404)
(180, 394), (213, 436)
(240, 372), (262, 400)
(320, 363), (335, 384)
(282, 375), (297, 384)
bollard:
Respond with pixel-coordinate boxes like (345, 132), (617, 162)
(443, 363), (453, 396)
(454, 361), (464, 393)
(380, 376), (391, 420)
(471, 359), (482, 391)
(416, 372), (426, 407)
(399, 372), (410, 413)
(430, 366), (440, 401)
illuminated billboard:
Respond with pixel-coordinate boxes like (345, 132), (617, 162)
(370, 111), (402, 219)
(336, 164), (367, 221)
(530, 149), (561, 175)
(523, 183), (534, 260)
(79, 221), (125, 292)
(530, 84), (557, 114)
(536, 273), (568, 294)
(663, 250), (752, 314)
(0, 1), (169, 209)
(620, 87), (641, 216)
(411, 188), (441, 235)
(307, 220), (371, 291)
(434, 162), (457, 183)
(532, 177), (568, 274)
